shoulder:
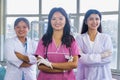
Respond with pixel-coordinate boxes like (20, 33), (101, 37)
(5, 37), (16, 44)
(99, 33), (111, 39)
(76, 33), (86, 40)
(27, 37), (38, 43)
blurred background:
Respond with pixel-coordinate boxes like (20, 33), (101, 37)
(0, 0), (119, 79)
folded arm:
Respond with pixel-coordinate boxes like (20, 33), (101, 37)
(15, 51), (29, 63)
(52, 56), (78, 70)
(15, 51), (37, 64)
(37, 55), (78, 73)
(38, 65), (63, 73)
(20, 62), (32, 67)
(80, 50), (112, 65)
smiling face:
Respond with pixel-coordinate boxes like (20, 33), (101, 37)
(14, 21), (29, 38)
(86, 14), (101, 31)
(51, 11), (66, 31)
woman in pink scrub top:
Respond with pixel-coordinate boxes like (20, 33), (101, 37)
(35, 7), (80, 80)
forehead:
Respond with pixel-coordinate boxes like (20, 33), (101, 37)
(52, 11), (64, 17)
(88, 14), (100, 18)
(15, 21), (28, 27)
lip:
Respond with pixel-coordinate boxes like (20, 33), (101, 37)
(54, 24), (61, 27)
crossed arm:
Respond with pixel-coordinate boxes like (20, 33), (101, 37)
(15, 51), (32, 67)
(37, 55), (79, 73)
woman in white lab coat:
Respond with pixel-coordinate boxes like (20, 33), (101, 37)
(76, 9), (113, 80)
(4, 18), (37, 80)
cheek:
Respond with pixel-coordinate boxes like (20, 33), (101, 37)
(86, 22), (91, 26)
(14, 29), (19, 33)
(62, 21), (66, 26)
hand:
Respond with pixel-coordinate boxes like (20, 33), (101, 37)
(101, 50), (112, 58)
(68, 56), (73, 62)
(65, 55), (73, 62)
(37, 57), (53, 69)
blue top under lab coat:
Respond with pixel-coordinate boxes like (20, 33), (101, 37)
(76, 32), (113, 80)
(4, 36), (38, 80)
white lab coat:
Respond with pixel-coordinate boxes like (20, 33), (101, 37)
(76, 32), (113, 80)
(4, 36), (37, 80)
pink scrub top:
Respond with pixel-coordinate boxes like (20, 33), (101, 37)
(35, 39), (80, 80)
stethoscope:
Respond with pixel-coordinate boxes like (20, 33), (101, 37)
(24, 42), (27, 53)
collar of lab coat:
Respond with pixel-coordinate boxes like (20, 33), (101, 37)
(14, 36), (28, 44)
(82, 32), (101, 53)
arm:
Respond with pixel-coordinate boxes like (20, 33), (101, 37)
(100, 35), (113, 63)
(4, 39), (23, 68)
(15, 40), (38, 64)
(52, 56), (78, 70)
(20, 62), (32, 67)
(38, 65), (63, 73)
(79, 50), (112, 65)
(15, 51), (29, 63)
(76, 35), (113, 65)
(36, 56), (63, 73)
(37, 56), (78, 73)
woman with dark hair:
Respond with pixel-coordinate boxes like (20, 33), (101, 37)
(35, 7), (80, 80)
(4, 17), (37, 80)
(76, 9), (113, 80)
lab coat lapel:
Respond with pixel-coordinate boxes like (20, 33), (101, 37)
(91, 32), (101, 53)
(14, 37), (24, 53)
(82, 32), (101, 54)
(82, 33), (92, 53)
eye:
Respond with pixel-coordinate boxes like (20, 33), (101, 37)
(59, 17), (63, 20)
(96, 18), (100, 20)
(51, 17), (56, 20)
(23, 26), (28, 28)
(89, 18), (94, 21)
(16, 26), (20, 29)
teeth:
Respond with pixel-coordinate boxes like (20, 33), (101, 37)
(19, 32), (23, 33)
(55, 24), (60, 27)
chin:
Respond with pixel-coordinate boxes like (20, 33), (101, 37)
(18, 35), (26, 38)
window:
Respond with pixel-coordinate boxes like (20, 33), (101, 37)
(80, 0), (118, 13)
(102, 15), (118, 69)
(1, 0), (119, 74)
(42, 0), (76, 14)
(7, 0), (39, 14)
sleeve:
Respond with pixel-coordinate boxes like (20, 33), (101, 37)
(35, 39), (45, 58)
(28, 40), (38, 64)
(28, 54), (37, 64)
(78, 52), (101, 64)
(70, 40), (80, 57)
(101, 35), (113, 63)
(4, 39), (23, 68)
(76, 34), (113, 65)
(76, 35), (100, 64)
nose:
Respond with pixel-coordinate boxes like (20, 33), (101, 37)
(55, 19), (60, 23)
(93, 19), (97, 23)
(19, 27), (24, 31)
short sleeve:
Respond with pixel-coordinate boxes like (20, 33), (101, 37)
(35, 39), (45, 57)
(70, 40), (80, 57)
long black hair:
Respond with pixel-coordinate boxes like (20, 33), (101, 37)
(42, 7), (75, 48)
(81, 9), (102, 34)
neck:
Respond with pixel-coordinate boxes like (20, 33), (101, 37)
(53, 31), (63, 48)
(88, 30), (97, 36)
(88, 30), (98, 41)
(18, 36), (26, 43)
(53, 30), (63, 40)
